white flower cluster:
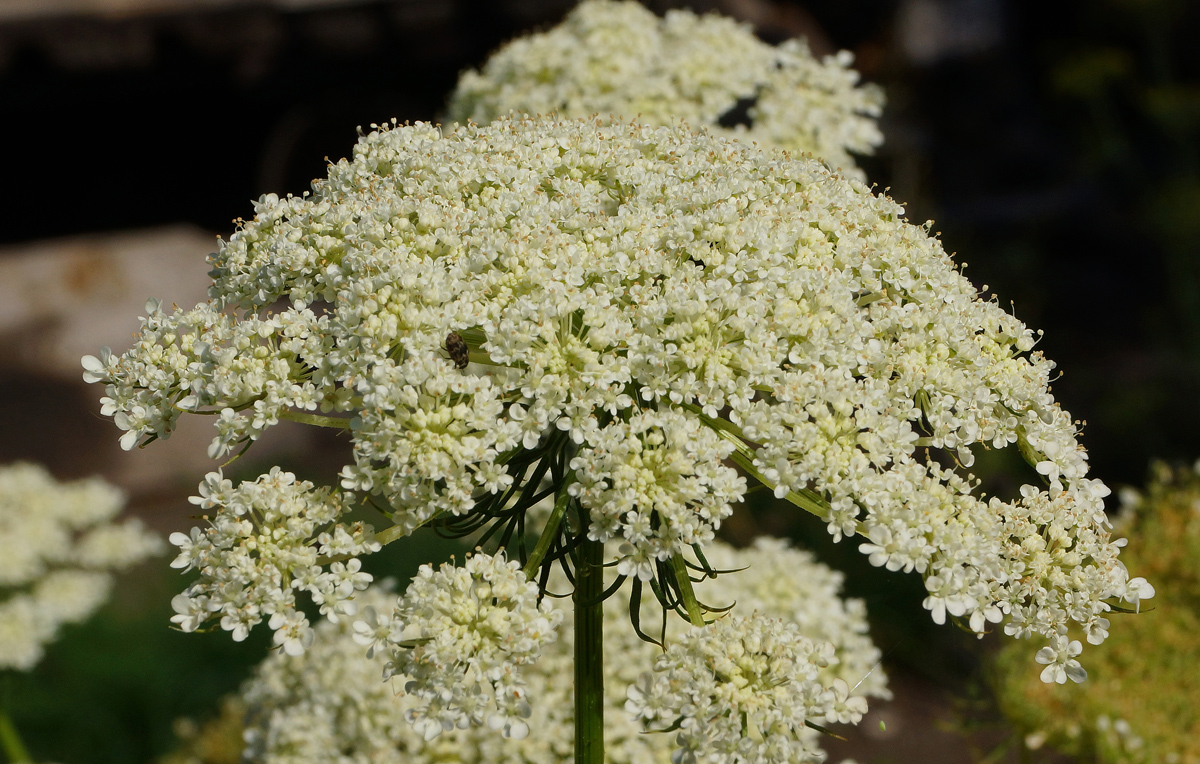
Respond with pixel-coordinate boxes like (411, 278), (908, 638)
(241, 584), (418, 763)
(626, 614), (863, 764)
(570, 409), (745, 579)
(352, 552), (561, 742)
(240, 539), (885, 763)
(697, 538), (889, 698)
(0, 462), (162, 670)
(447, 0), (883, 176)
(169, 467), (377, 655)
(86, 115), (1143, 675)
(81, 297), (338, 457)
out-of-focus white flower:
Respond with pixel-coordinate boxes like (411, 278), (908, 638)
(696, 539), (891, 700)
(447, 0), (883, 177)
(0, 462), (162, 670)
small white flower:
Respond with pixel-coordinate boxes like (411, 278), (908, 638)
(1085, 617), (1110, 646)
(168, 527), (205, 570)
(271, 610), (315, 656)
(80, 348), (113, 384)
(169, 591), (207, 633)
(1122, 577), (1155, 612)
(1035, 635), (1087, 684)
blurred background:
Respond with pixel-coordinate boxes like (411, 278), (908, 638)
(1, 0), (1197, 761)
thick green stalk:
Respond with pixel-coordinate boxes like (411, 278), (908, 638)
(0, 707), (31, 764)
(574, 530), (605, 764)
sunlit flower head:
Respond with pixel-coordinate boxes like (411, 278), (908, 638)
(86, 114), (1143, 678)
(356, 552), (561, 741)
(447, 0), (883, 177)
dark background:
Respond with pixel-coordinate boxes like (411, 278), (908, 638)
(1, 0), (1197, 761)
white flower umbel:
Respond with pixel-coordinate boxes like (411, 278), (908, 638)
(169, 467), (376, 653)
(570, 409), (745, 580)
(447, 0), (883, 177)
(357, 552), (562, 741)
(696, 538), (890, 699)
(242, 539), (884, 763)
(242, 585), (417, 763)
(86, 115), (1144, 679)
(0, 462), (162, 670)
(626, 614), (858, 764)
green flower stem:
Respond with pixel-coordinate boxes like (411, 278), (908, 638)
(726, 448), (823, 515)
(681, 400), (870, 538)
(680, 402), (745, 439)
(0, 708), (31, 764)
(278, 410), (353, 429)
(457, 328), (489, 346)
(522, 470), (574, 579)
(1015, 427), (1045, 470)
(855, 290), (890, 307)
(374, 524), (407, 547)
(671, 553), (706, 626)
(574, 527), (605, 764)
(726, 449), (870, 538)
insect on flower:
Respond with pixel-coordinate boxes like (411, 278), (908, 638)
(445, 332), (469, 370)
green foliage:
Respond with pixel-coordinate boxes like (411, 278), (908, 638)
(159, 698), (244, 764)
(992, 462), (1200, 764)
